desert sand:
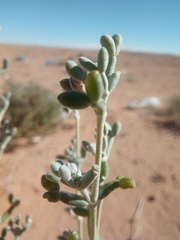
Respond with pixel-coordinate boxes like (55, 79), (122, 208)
(0, 44), (180, 240)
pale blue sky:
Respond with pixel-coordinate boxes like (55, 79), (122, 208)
(0, 0), (180, 55)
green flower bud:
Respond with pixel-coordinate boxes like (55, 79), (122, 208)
(110, 121), (122, 137)
(57, 91), (91, 109)
(98, 47), (109, 73)
(60, 79), (73, 91)
(79, 57), (98, 71)
(112, 34), (123, 55)
(108, 71), (121, 93)
(72, 207), (89, 217)
(85, 70), (104, 103)
(117, 176), (136, 189)
(100, 35), (116, 57)
(58, 165), (72, 182)
(43, 191), (61, 202)
(67, 231), (81, 240)
(66, 60), (85, 81)
(60, 191), (88, 207)
(41, 175), (60, 191)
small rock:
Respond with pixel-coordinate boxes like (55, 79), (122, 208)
(30, 136), (42, 144)
(125, 97), (161, 109)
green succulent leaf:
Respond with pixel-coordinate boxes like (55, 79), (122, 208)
(60, 192), (88, 207)
(100, 35), (116, 57)
(112, 33), (123, 55)
(79, 57), (98, 71)
(98, 47), (109, 73)
(57, 91), (92, 109)
(110, 121), (122, 137)
(72, 207), (89, 217)
(60, 79), (73, 91)
(85, 70), (104, 103)
(100, 161), (109, 182)
(41, 175), (60, 191)
(108, 71), (121, 93)
(66, 60), (85, 81)
(43, 191), (61, 202)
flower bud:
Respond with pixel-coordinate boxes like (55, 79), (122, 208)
(66, 161), (78, 175)
(67, 231), (81, 240)
(117, 176), (136, 189)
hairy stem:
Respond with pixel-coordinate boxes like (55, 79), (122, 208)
(89, 112), (107, 240)
(74, 110), (83, 239)
(75, 110), (80, 160)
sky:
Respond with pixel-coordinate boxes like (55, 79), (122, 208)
(0, 0), (180, 55)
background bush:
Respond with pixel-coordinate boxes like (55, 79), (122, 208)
(5, 81), (61, 138)
(168, 93), (180, 116)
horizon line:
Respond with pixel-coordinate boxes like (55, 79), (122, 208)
(0, 41), (179, 57)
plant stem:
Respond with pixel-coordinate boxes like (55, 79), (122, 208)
(97, 199), (104, 237)
(89, 112), (107, 240)
(78, 216), (83, 240)
(75, 110), (80, 159)
(74, 110), (84, 240)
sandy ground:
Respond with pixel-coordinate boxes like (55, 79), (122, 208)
(0, 44), (180, 240)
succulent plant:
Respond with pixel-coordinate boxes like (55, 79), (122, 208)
(42, 33), (135, 240)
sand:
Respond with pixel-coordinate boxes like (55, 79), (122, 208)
(0, 44), (180, 240)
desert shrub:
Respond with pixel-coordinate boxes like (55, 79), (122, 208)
(152, 93), (180, 135)
(168, 93), (180, 115)
(5, 81), (60, 138)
